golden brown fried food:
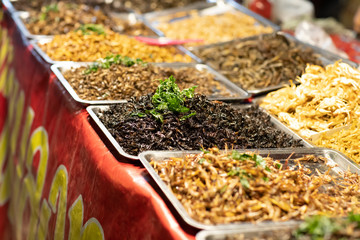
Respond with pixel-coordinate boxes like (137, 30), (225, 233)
(261, 62), (360, 138)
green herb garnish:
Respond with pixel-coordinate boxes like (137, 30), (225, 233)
(227, 168), (251, 188)
(198, 158), (206, 164)
(295, 215), (340, 239)
(39, 3), (59, 21)
(131, 112), (147, 118)
(231, 151), (270, 172)
(84, 64), (100, 74)
(348, 212), (360, 227)
(220, 185), (227, 194)
(77, 24), (106, 35)
(200, 147), (210, 154)
(84, 55), (145, 74)
(231, 151), (251, 161)
(148, 76), (197, 123)
(240, 178), (250, 189)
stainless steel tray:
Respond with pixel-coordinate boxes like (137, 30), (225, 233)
(87, 103), (313, 161)
(2, 0), (16, 14)
(51, 62), (251, 105)
(138, 147), (360, 230)
(14, 11), (48, 40)
(283, 32), (358, 68)
(14, 10), (158, 40)
(189, 32), (340, 96)
(31, 36), (197, 64)
(196, 226), (297, 240)
(143, 1), (279, 46)
(30, 37), (57, 64)
(256, 105), (313, 148)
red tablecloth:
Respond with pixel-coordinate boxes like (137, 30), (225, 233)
(0, 5), (197, 240)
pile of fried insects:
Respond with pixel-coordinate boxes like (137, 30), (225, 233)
(150, 147), (360, 225)
(98, 76), (303, 155)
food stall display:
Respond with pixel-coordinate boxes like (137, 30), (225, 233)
(1, 0), (360, 239)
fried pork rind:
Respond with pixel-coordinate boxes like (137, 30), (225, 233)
(150, 148), (360, 225)
(313, 119), (360, 164)
(261, 62), (360, 138)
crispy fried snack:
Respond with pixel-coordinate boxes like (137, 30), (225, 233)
(261, 62), (360, 138)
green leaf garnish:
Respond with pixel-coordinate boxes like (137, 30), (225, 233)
(231, 151), (252, 161)
(198, 158), (206, 164)
(84, 55), (145, 74)
(149, 76), (197, 123)
(240, 178), (250, 189)
(200, 147), (210, 154)
(295, 215), (339, 239)
(348, 212), (360, 227)
(84, 63), (100, 74)
(77, 24), (106, 35)
(220, 185), (227, 193)
(148, 109), (163, 123)
(131, 112), (147, 118)
(180, 111), (196, 121)
(39, 3), (59, 21)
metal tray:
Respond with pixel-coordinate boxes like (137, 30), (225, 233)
(138, 147), (360, 230)
(283, 32), (358, 68)
(189, 32), (340, 96)
(30, 36), (197, 64)
(87, 103), (313, 161)
(143, 1), (279, 46)
(30, 37), (57, 64)
(14, 11), (48, 40)
(2, 0), (16, 14)
(196, 226), (297, 240)
(309, 125), (351, 143)
(14, 10), (158, 40)
(51, 62), (251, 105)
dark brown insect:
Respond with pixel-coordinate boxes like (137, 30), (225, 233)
(193, 34), (323, 90)
(98, 95), (303, 156)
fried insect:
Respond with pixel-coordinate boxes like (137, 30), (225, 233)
(313, 119), (360, 164)
(150, 148), (360, 225)
(157, 12), (273, 46)
(193, 34), (322, 90)
(40, 28), (192, 62)
(23, 2), (154, 36)
(64, 63), (233, 100)
(98, 94), (303, 156)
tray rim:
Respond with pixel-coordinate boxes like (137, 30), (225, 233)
(138, 147), (360, 230)
(30, 37), (57, 64)
(87, 105), (138, 160)
(195, 224), (297, 240)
